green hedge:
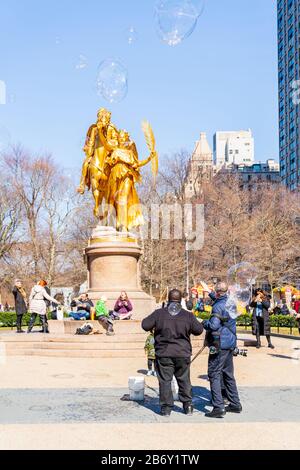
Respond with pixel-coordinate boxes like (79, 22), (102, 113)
(0, 312), (44, 328)
(197, 313), (298, 329)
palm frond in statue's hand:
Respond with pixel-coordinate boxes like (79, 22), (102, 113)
(142, 120), (158, 183)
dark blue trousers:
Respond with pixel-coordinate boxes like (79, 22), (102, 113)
(208, 349), (241, 410)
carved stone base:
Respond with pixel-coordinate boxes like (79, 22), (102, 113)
(84, 225), (156, 320)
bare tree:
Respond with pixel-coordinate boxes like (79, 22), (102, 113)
(3, 147), (56, 277)
(0, 182), (20, 261)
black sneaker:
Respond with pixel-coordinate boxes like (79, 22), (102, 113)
(160, 407), (172, 417)
(225, 404), (242, 413)
(205, 408), (226, 418)
(183, 404), (194, 416)
(268, 343), (275, 349)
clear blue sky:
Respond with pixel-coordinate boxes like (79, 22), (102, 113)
(0, 0), (278, 168)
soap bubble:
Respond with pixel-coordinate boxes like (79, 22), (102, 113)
(226, 262), (257, 319)
(0, 125), (11, 152)
(75, 54), (88, 70)
(154, 0), (204, 46)
(227, 262), (258, 288)
(96, 58), (128, 103)
(168, 302), (182, 316)
(125, 27), (138, 45)
(226, 286), (251, 320)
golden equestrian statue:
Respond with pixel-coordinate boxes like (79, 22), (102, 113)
(78, 108), (158, 231)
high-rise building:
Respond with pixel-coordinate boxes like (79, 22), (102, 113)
(277, 0), (300, 191)
(213, 130), (254, 168)
(185, 132), (213, 199)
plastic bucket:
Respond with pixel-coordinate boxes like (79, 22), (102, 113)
(56, 308), (64, 321)
(128, 376), (145, 401)
(172, 376), (179, 401)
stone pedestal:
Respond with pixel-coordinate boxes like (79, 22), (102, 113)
(84, 226), (156, 320)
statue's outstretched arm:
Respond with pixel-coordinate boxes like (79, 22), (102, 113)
(137, 152), (155, 168)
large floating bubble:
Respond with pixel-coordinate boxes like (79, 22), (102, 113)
(226, 262), (257, 319)
(226, 285), (252, 320)
(227, 262), (258, 288)
(96, 58), (128, 103)
(154, 0), (204, 46)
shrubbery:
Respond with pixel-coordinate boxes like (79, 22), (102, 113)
(196, 312), (298, 329)
(0, 312), (43, 328)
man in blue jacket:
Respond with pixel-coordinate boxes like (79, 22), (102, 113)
(201, 281), (242, 418)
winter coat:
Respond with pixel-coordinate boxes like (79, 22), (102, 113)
(29, 285), (59, 316)
(250, 299), (271, 336)
(203, 293), (237, 351)
(142, 305), (203, 358)
(12, 287), (27, 315)
(95, 300), (109, 318)
(114, 299), (133, 315)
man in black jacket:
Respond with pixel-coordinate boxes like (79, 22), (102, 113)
(142, 289), (203, 417)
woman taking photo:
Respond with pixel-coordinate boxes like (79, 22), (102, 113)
(250, 289), (275, 349)
(12, 279), (28, 334)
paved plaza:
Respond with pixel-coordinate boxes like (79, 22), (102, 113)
(0, 334), (299, 450)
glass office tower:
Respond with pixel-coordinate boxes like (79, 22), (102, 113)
(277, 0), (300, 190)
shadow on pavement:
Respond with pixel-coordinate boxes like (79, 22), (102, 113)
(198, 374), (209, 381)
(268, 354), (299, 361)
(137, 369), (148, 376)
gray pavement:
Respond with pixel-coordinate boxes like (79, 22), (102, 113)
(0, 385), (299, 424)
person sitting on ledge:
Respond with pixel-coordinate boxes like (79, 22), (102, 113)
(68, 293), (94, 321)
(96, 296), (115, 336)
(111, 292), (133, 320)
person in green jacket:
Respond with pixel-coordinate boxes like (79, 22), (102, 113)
(95, 296), (115, 336)
(144, 330), (157, 377)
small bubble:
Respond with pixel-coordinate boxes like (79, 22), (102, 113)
(75, 54), (88, 70)
(125, 27), (138, 45)
(96, 58), (128, 104)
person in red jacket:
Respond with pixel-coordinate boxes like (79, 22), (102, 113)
(292, 297), (300, 334)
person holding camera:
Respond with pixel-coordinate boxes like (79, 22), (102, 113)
(200, 281), (242, 419)
(250, 289), (274, 349)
